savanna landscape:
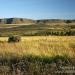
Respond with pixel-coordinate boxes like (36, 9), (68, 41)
(0, 18), (75, 75)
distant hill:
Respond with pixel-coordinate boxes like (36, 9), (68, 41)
(0, 18), (75, 25)
(36, 19), (75, 25)
(0, 18), (35, 24)
(0, 18), (75, 36)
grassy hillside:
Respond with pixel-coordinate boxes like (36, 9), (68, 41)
(0, 23), (75, 36)
(0, 18), (35, 24)
(0, 36), (75, 74)
(0, 18), (75, 74)
(0, 18), (75, 24)
(0, 18), (75, 36)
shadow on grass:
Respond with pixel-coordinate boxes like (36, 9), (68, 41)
(0, 55), (75, 75)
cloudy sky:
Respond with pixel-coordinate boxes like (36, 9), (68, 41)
(0, 0), (75, 19)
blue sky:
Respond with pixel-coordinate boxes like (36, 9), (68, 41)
(0, 0), (75, 19)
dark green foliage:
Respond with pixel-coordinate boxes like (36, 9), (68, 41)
(0, 55), (74, 75)
(8, 35), (21, 43)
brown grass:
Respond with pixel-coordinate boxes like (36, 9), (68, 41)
(0, 36), (75, 59)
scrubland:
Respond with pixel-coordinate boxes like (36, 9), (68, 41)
(0, 36), (75, 75)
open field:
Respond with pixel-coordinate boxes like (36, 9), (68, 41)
(0, 23), (75, 36)
(0, 36), (75, 58)
(0, 36), (75, 57)
(0, 36), (75, 75)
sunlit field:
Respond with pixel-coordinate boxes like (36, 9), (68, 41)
(0, 36), (75, 58)
(0, 36), (75, 75)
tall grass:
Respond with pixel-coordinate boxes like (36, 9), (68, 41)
(0, 36), (75, 59)
(0, 36), (75, 75)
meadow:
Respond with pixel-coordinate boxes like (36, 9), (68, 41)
(0, 36), (75, 58)
(0, 23), (75, 36)
(0, 18), (75, 75)
(0, 36), (75, 75)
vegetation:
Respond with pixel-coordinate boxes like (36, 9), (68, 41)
(0, 24), (75, 36)
(65, 20), (72, 24)
(8, 35), (21, 43)
(0, 36), (75, 74)
(0, 55), (72, 75)
(0, 18), (75, 74)
(0, 18), (75, 36)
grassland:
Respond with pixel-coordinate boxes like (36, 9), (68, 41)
(0, 36), (75, 75)
(0, 20), (75, 75)
(0, 36), (75, 58)
(0, 23), (75, 36)
(0, 36), (75, 74)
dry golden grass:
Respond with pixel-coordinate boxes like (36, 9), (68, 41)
(0, 36), (75, 59)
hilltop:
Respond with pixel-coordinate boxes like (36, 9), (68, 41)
(0, 18), (75, 25)
(0, 18), (35, 24)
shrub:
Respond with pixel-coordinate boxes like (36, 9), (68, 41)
(8, 35), (21, 43)
(65, 20), (72, 24)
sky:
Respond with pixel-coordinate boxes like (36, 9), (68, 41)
(0, 0), (75, 19)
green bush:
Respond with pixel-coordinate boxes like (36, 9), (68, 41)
(8, 35), (21, 43)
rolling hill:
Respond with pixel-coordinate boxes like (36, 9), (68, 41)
(0, 18), (75, 36)
(0, 18), (35, 24)
(0, 18), (75, 25)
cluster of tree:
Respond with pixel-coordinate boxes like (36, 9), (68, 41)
(33, 30), (71, 36)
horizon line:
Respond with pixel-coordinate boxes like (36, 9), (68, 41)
(0, 17), (75, 20)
